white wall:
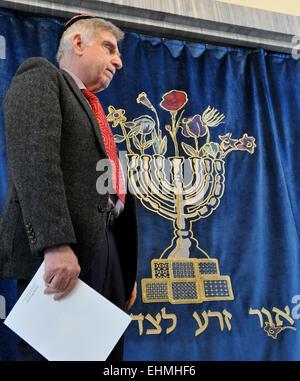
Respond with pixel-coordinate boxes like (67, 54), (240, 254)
(216, 0), (300, 17)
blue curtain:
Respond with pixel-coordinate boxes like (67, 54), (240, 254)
(0, 8), (300, 361)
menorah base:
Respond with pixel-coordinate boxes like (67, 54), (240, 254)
(141, 258), (234, 304)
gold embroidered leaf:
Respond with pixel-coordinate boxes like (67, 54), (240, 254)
(181, 142), (198, 157)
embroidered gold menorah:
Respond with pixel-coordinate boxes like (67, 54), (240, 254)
(107, 90), (256, 304)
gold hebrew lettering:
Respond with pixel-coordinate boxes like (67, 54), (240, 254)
(272, 306), (295, 327)
(208, 310), (224, 331)
(222, 309), (232, 331)
(193, 311), (209, 336)
(161, 307), (177, 334)
(261, 307), (274, 325)
(249, 308), (263, 328)
(145, 313), (162, 335)
(130, 313), (145, 336)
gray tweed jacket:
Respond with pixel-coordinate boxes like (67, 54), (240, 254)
(0, 57), (138, 299)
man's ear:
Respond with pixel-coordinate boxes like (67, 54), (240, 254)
(72, 33), (85, 57)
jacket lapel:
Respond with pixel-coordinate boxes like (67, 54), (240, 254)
(60, 70), (108, 157)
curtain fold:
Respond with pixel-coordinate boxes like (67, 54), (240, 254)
(0, 8), (299, 361)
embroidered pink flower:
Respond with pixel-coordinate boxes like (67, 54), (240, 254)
(264, 322), (282, 339)
(218, 132), (238, 150)
(236, 133), (256, 154)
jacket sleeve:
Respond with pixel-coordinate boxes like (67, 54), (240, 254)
(3, 58), (77, 255)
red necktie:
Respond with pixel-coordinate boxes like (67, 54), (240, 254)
(81, 89), (125, 203)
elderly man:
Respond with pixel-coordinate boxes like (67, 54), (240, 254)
(0, 15), (138, 361)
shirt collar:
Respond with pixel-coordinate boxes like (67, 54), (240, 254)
(62, 67), (86, 90)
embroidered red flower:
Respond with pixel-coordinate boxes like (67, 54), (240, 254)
(160, 90), (188, 112)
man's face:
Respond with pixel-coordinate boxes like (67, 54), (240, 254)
(79, 28), (123, 93)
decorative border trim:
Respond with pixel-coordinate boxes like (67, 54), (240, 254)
(0, 1), (299, 54)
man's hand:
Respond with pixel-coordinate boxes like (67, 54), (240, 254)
(125, 281), (137, 310)
(43, 245), (81, 301)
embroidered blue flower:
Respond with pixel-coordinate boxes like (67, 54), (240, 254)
(128, 116), (155, 137)
(134, 116), (155, 135)
(181, 115), (207, 138)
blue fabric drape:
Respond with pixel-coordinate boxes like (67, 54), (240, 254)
(0, 8), (300, 361)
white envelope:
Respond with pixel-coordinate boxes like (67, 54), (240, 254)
(4, 262), (132, 361)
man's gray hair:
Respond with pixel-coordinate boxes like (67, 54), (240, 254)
(56, 18), (124, 63)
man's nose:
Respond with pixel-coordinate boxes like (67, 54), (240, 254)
(112, 54), (123, 70)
